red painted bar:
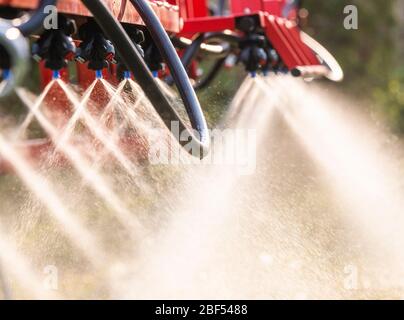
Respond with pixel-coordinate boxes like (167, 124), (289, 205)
(0, 0), (181, 32)
(181, 16), (236, 34)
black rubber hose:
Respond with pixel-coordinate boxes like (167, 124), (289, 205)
(166, 34), (206, 86)
(194, 56), (227, 91)
(17, 0), (57, 36)
(180, 33), (240, 69)
(176, 33), (232, 74)
(128, 0), (209, 147)
(178, 34), (205, 75)
(81, 0), (210, 157)
(167, 32), (239, 86)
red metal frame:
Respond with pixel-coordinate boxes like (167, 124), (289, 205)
(0, 0), (181, 32)
(180, 0), (321, 70)
(0, 0), (321, 70)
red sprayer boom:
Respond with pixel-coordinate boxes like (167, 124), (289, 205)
(0, 0), (343, 172)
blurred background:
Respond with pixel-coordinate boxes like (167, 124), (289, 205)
(304, 0), (404, 133)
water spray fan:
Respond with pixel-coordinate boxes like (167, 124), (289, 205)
(0, 0), (343, 172)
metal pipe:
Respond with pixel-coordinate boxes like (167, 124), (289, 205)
(300, 31), (344, 82)
(291, 65), (330, 79)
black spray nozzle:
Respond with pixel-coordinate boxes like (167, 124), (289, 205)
(31, 15), (77, 71)
(262, 47), (281, 74)
(238, 34), (268, 74)
(76, 21), (116, 71)
(145, 44), (164, 75)
(143, 31), (164, 74)
(116, 27), (145, 80)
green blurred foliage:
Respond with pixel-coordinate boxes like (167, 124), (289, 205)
(304, 0), (404, 132)
(197, 61), (245, 126)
